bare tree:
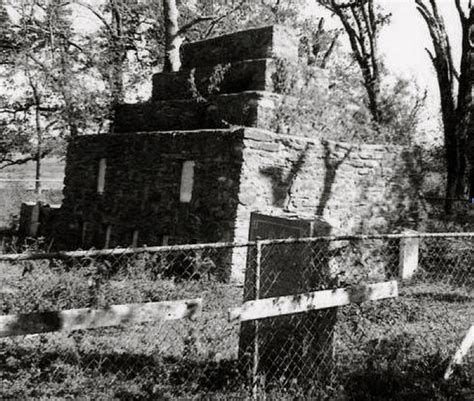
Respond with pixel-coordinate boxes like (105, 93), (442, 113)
(318, 0), (390, 125)
(415, 0), (472, 214)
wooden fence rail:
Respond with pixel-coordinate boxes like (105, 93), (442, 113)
(228, 281), (398, 322)
(0, 298), (202, 338)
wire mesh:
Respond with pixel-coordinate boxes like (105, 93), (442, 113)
(0, 233), (472, 399)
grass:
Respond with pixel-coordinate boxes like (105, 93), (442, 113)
(0, 258), (473, 399)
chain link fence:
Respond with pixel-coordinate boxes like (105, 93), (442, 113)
(1, 233), (473, 399)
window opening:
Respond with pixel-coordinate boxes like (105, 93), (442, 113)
(180, 161), (195, 203)
(97, 158), (107, 194)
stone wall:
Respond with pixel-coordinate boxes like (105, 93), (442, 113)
(55, 130), (244, 253)
(152, 59), (278, 100)
(114, 92), (282, 134)
(55, 126), (419, 281)
(232, 129), (421, 250)
(227, 129), (420, 281)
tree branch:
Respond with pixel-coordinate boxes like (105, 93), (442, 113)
(359, 1), (378, 78)
(320, 31), (340, 68)
(0, 149), (53, 170)
(331, 4), (364, 66)
(425, 47), (436, 68)
(454, 0), (467, 23)
(177, 15), (214, 36)
(350, 5), (368, 59)
(74, 1), (112, 34)
(203, 1), (246, 38)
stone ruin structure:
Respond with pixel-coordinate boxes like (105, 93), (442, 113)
(53, 25), (421, 282)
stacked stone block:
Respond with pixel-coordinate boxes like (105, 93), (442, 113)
(115, 25), (298, 134)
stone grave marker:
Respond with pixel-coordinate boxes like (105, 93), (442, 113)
(239, 212), (336, 387)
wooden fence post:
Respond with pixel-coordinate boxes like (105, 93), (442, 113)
(399, 229), (419, 280)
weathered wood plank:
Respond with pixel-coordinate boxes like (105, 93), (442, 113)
(444, 325), (474, 380)
(0, 298), (202, 338)
(229, 281), (398, 322)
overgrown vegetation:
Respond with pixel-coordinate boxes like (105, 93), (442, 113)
(268, 56), (425, 145)
(0, 247), (472, 399)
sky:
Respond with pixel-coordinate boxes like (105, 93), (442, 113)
(379, 0), (462, 88)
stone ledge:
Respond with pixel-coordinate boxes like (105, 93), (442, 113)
(71, 127), (248, 148)
(152, 59), (277, 101)
(180, 25), (298, 69)
(73, 128), (244, 143)
(114, 92), (283, 133)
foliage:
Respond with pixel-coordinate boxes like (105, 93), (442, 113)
(77, 0), (163, 106)
(0, 0), (14, 64)
(318, 0), (391, 126)
(181, 0), (302, 40)
(0, 0), (165, 169)
(1, 0), (83, 171)
(268, 54), (425, 145)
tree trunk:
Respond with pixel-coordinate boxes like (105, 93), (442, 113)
(470, 165), (474, 199)
(444, 132), (458, 215)
(163, 0), (182, 72)
(454, 19), (471, 198)
(415, 0), (473, 213)
(322, 0), (383, 126)
(366, 75), (381, 125)
(469, 9), (474, 200)
(440, 98), (458, 215)
(110, 0), (125, 106)
(32, 88), (42, 195)
(57, 36), (79, 137)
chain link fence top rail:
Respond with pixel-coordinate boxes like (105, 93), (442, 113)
(0, 233), (473, 399)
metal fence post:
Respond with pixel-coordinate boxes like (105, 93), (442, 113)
(252, 239), (262, 399)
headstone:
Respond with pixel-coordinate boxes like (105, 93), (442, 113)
(18, 202), (38, 237)
(18, 202), (60, 238)
(239, 212), (336, 388)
